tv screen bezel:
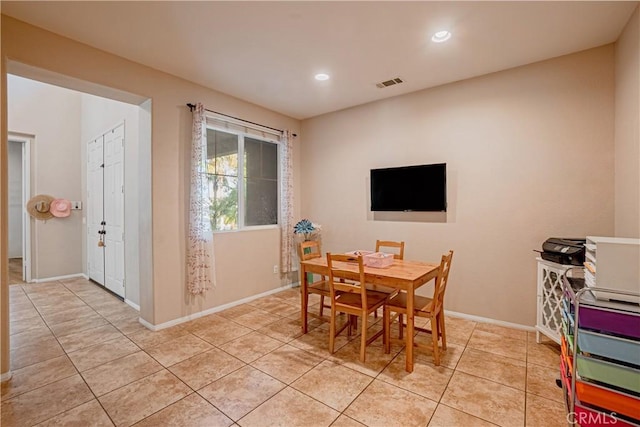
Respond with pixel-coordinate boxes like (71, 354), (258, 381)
(370, 163), (447, 212)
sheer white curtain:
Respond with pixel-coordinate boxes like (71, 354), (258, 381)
(187, 103), (215, 294)
(280, 130), (294, 273)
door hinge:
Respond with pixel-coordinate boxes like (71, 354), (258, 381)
(121, 185), (124, 193)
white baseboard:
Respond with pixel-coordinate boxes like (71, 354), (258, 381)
(33, 273), (86, 283)
(1, 371), (13, 382)
(138, 283), (296, 331)
(444, 309), (535, 332)
(125, 299), (140, 311)
(132, 284), (532, 333)
(138, 317), (156, 331)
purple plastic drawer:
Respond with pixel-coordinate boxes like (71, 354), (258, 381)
(579, 305), (640, 339)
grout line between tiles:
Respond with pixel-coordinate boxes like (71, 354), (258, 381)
(6, 283), (562, 427)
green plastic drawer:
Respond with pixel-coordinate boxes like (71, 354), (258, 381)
(577, 355), (640, 394)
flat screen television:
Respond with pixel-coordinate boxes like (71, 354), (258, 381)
(370, 163), (447, 212)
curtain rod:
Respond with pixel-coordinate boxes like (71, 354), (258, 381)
(187, 103), (297, 137)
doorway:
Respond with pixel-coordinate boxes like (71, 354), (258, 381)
(7, 135), (31, 283)
(87, 123), (125, 298)
(6, 69), (150, 311)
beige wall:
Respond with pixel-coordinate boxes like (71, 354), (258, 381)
(8, 75), (83, 279)
(301, 46), (615, 326)
(615, 6), (640, 238)
(1, 16), (301, 337)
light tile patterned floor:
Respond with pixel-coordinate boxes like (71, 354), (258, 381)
(1, 277), (567, 426)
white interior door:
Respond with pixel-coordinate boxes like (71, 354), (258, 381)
(103, 125), (125, 297)
(88, 136), (105, 285)
(87, 123), (125, 298)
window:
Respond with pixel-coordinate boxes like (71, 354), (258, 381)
(206, 126), (279, 231)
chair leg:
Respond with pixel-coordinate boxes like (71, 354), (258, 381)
(439, 312), (447, 351)
(329, 306), (336, 354)
(431, 314), (440, 366)
(398, 313), (404, 339)
(347, 315), (354, 337)
(360, 314), (367, 363)
(319, 295), (325, 317)
(383, 305), (391, 354)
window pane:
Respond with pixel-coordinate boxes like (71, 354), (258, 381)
(207, 129), (238, 177)
(245, 137), (261, 178)
(244, 137), (278, 226)
(244, 177), (278, 226)
(245, 137), (277, 179)
(209, 174), (238, 231)
(262, 142), (278, 180)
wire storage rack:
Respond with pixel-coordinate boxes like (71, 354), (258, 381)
(560, 271), (640, 427)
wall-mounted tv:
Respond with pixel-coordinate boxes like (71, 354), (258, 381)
(370, 163), (447, 212)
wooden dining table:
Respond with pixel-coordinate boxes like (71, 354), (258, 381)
(299, 256), (440, 373)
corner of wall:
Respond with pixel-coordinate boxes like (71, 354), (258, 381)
(614, 5), (640, 238)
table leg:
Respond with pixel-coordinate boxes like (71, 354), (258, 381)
(405, 286), (415, 373)
(300, 266), (308, 334)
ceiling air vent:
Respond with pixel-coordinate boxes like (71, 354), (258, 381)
(376, 77), (404, 89)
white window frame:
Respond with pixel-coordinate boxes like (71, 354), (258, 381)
(206, 115), (281, 233)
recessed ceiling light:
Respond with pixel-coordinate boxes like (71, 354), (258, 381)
(314, 73), (330, 81)
(431, 30), (452, 43)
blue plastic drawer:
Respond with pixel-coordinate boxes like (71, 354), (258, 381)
(578, 329), (640, 367)
(561, 307), (575, 338)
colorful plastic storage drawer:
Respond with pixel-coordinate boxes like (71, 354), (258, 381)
(561, 359), (572, 393)
(561, 335), (573, 373)
(575, 378), (640, 421)
(578, 329), (640, 366)
(565, 331), (574, 353)
(577, 355), (640, 394)
(562, 297), (574, 315)
(561, 351), (573, 378)
(578, 305), (640, 339)
(574, 402), (640, 427)
(561, 308), (574, 338)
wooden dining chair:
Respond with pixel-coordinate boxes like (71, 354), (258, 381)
(375, 240), (405, 260)
(298, 241), (331, 319)
(383, 250), (454, 366)
(327, 252), (388, 362)
(369, 240), (405, 318)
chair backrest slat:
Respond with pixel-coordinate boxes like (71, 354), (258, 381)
(432, 250), (454, 312)
(375, 240), (405, 260)
(299, 240), (322, 261)
(326, 253), (367, 306)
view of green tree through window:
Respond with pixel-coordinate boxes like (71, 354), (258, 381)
(206, 128), (278, 231)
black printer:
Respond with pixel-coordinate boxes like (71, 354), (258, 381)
(538, 238), (586, 266)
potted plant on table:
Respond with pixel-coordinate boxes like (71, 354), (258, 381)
(293, 219), (321, 242)
(294, 219), (322, 283)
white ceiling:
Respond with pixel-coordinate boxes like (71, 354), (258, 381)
(2, 1), (637, 119)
